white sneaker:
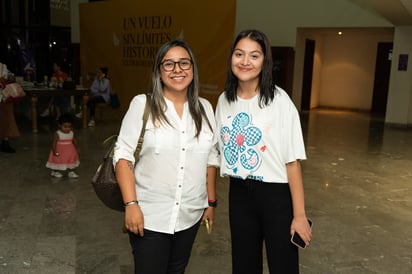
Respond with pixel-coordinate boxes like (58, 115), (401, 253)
(88, 120), (95, 127)
(68, 171), (79, 178)
(75, 112), (82, 118)
(51, 171), (63, 178)
(40, 108), (50, 117)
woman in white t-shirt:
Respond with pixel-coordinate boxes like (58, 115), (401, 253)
(215, 29), (312, 274)
(113, 40), (219, 274)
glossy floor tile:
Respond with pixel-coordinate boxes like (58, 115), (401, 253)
(0, 108), (411, 273)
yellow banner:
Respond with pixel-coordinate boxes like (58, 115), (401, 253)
(79, 0), (236, 108)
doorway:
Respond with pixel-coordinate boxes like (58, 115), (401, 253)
(301, 39), (315, 111)
(371, 42), (393, 115)
(271, 47), (295, 97)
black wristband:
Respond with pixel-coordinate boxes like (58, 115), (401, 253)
(208, 200), (218, 208)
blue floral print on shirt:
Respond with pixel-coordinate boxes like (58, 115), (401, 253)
(221, 112), (262, 173)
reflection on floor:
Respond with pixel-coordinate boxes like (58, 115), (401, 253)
(0, 108), (411, 273)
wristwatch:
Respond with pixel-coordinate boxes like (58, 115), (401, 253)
(208, 199), (218, 208)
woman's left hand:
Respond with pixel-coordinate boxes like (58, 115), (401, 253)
(290, 216), (312, 246)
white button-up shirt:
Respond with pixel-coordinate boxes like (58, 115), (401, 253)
(113, 94), (219, 234)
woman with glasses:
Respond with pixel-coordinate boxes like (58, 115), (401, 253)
(215, 29), (312, 273)
(113, 40), (219, 274)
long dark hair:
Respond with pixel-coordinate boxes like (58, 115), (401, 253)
(150, 40), (212, 137)
(224, 29), (276, 107)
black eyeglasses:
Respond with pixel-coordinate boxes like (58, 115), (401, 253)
(160, 59), (192, 71)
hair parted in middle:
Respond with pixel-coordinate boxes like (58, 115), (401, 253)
(224, 29), (277, 108)
(150, 39), (212, 137)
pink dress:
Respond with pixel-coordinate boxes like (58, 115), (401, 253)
(46, 130), (80, 171)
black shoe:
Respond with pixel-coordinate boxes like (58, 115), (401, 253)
(1, 140), (16, 153)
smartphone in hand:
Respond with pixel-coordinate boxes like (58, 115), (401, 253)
(290, 218), (313, 249)
(205, 219), (211, 234)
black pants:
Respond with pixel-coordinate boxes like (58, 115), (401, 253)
(128, 221), (200, 274)
(87, 95), (106, 118)
(229, 177), (299, 274)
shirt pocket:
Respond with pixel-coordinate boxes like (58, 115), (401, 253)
(143, 123), (180, 152)
(141, 121), (159, 153)
(193, 129), (214, 153)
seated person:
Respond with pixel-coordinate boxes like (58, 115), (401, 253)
(76, 67), (111, 127)
(40, 62), (70, 118)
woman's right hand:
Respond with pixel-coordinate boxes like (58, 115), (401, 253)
(125, 204), (144, 236)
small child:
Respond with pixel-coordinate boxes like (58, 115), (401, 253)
(46, 113), (80, 178)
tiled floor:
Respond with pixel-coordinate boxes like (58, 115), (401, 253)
(1, 108), (411, 273)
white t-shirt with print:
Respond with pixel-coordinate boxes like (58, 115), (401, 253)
(215, 86), (306, 183)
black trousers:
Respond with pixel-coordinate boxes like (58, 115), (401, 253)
(229, 177), (299, 274)
(128, 221), (200, 274)
(87, 95), (106, 118)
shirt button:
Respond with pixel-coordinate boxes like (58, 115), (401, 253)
(181, 131), (185, 134)
(176, 202), (179, 205)
(179, 185), (182, 188)
(182, 148), (185, 151)
(181, 166), (184, 170)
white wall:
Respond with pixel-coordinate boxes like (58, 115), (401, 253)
(236, 0), (392, 47)
(292, 28), (394, 110)
(386, 26), (412, 126)
(318, 31), (393, 110)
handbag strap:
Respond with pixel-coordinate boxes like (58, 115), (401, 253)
(104, 93), (151, 160)
(134, 93), (151, 160)
(103, 135), (118, 159)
